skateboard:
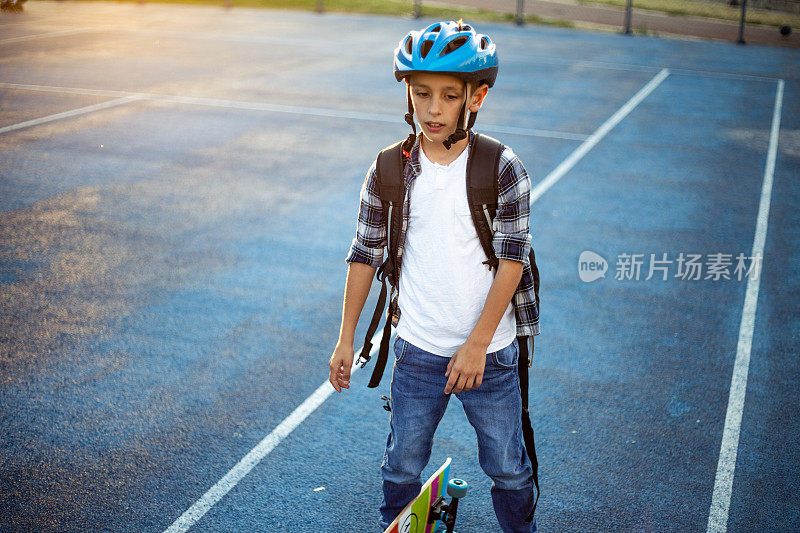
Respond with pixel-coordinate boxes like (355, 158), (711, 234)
(384, 457), (469, 533)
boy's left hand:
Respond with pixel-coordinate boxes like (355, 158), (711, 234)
(445, 339), (487, 394)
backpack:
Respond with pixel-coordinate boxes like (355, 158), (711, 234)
(355, 132), (540, 521)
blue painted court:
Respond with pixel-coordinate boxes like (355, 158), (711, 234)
(0, 1), (798, 531)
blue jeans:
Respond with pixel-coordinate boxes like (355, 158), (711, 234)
(379, 336), (538, 533)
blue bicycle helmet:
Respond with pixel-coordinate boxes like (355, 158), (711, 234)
(394, 20), (498, 87)
(393, 20), (499, 149)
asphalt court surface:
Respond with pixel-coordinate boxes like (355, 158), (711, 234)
(1, 2), (799, 532)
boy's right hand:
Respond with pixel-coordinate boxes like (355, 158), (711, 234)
(329, 342), (354, 393)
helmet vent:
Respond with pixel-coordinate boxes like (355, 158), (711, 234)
(430, 24), (441, 32)
(421, 39), (433, 59)
(480, 36), (489, 49)
(405, 36), (413, 55)
(441, 36), (468, 56)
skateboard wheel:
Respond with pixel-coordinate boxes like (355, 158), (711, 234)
(447, 478), (468, 498)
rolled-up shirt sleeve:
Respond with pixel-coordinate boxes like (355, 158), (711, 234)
(345, 160), (386, 268)
(491, 147), (532, 264)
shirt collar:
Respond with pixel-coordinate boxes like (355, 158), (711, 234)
(407, 130), (477, 185)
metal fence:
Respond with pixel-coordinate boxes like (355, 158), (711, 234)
(313, 0), (797, 47)
(720, 0), (800, 15)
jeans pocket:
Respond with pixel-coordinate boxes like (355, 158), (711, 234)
(393, 336), (408, 364)
(490, 338), (519, 369)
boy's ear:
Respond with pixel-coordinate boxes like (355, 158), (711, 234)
(469, 83), (489, 113)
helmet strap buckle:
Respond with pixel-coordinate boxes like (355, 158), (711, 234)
(443, 89), (472, 150)
(405, 85), (417, 139)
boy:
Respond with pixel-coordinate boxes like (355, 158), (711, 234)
(329, 20), (539, 533)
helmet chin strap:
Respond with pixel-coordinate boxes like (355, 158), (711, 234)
(443, 85), (478, 150)
(403, 84), (417, 155)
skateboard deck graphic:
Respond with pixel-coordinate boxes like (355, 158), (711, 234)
(384, 457), (451, 533)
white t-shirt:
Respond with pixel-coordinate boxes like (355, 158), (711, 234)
(395, 144), (517, 357)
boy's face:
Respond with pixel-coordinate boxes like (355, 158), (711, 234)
(408, 72), (488, 145)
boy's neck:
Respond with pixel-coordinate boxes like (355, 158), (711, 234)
(420, 134), (469, 166)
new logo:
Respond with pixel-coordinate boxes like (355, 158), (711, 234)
(579, 251), (608, 282)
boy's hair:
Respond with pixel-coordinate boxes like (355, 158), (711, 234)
(393, 20), (499, 150)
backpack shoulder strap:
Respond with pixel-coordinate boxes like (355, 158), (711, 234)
(376, 141), (405, 204)
(467, 133), (504, 271)
(375, 140), (405, 284)
(360, 140), (407, 388)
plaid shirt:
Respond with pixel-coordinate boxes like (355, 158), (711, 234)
(345, 131), (540, 337)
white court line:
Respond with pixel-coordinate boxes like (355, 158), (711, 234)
(484, 123), (587, 142)
(0, 21), (779, 82)
(0, 82), (139, 99)
(706, 79), (784, 533)
(501, 56), (779, 83)
(161, 69), (669, 533)
(0, 28), (89, 44)
(0, 95), (142, 135)
(0, 82), (587, 141)
(530, 68), (670, 205)
(53, 26), (782, 82)
(162, 335), (377, 533)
